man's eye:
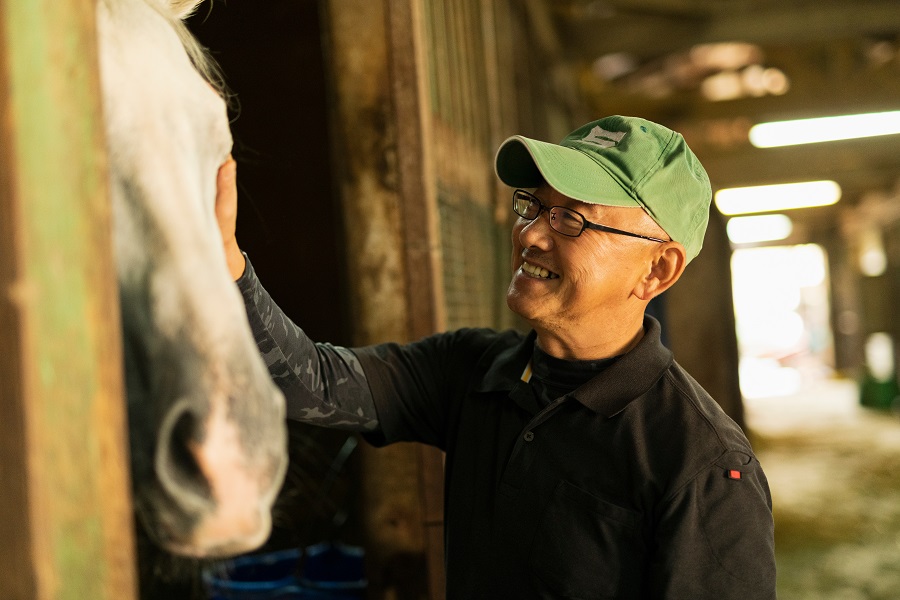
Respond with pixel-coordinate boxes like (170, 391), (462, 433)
(560, 212), (581, 226)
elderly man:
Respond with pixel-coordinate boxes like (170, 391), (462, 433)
(217, 115), (776, 599)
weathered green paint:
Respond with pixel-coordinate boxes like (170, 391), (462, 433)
(0, 0), (136, 597)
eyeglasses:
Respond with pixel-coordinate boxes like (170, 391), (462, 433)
(512, 189), (669, 242)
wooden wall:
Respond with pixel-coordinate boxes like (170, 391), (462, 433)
(0, 0), (137, 598)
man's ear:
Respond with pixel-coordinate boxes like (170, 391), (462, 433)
(634, 242), (688, 301)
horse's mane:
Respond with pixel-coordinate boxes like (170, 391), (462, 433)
(103, 0), (230, 100)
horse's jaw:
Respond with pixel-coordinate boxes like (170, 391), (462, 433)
(111, 181), (289, 559)
(120, 269), (287, 558)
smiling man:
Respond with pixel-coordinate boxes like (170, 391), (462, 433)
(500, 118), (703, 360)
(218, 115), (776, 599)
(506, 183), (674, 359)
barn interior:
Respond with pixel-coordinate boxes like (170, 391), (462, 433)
(3, 0), (900, 598)
(181, 1), (900, 598)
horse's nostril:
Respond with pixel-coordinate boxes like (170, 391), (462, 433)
(157, 404), (212, 503)
(171, 412), (205, 481)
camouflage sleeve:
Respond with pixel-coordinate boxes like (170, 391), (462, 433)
(235, 254), (378, 431)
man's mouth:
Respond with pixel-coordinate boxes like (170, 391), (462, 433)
(521, 261), (559, 280)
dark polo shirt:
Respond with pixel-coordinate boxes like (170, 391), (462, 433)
(354, 317), (776, 599)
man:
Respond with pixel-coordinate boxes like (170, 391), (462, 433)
(216, 115), (776, 599)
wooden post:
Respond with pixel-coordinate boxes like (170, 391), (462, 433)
(385, 1), (447, 597)
(666, 211), (746, 429)
(321, 0), (445, 597)
(0, 0), (137, 598)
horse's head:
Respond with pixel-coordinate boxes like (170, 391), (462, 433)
(96, 0), (287, 557)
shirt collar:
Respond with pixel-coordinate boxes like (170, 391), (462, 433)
(474, 329), (537, 393)
(474, 316), (673, 418)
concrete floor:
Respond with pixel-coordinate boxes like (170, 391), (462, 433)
(746, 379), (900, 599)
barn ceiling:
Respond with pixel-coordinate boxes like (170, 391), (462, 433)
(534, 0), (900, 224)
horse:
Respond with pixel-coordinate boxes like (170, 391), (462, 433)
(95, 0), (288, 558)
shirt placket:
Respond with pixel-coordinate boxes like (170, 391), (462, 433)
(499, 384), (570, 494)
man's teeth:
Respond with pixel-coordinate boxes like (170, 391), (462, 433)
(522, 262), (557, 279)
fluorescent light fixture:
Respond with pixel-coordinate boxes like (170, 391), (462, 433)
(726, 215), (793, 244)
(749, 110), (900, 147)
(715, 180), (841, 215)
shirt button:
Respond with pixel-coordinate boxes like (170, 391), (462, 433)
(523, 431), (535, 442)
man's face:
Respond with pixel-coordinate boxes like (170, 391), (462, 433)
(506, 184), (666, 332)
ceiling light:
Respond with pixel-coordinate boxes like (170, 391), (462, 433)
(689, 43), (763, 71)
(749, 111), (900, 147)
(761, 68), (789, 95)
(726, 215), (793, 244)
(701, 71), (743, 102)
(592, 52), (637, 81)
(741, 65), (767, 97)
(715, 180), (841, 215)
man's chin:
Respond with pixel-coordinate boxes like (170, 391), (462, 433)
(506, 291), (540, 324)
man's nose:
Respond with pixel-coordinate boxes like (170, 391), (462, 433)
(518, 212), (555, 249)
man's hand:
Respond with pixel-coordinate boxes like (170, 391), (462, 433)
(215, 155), (246, 281)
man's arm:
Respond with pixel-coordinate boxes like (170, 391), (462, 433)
(215, 158), (379, 431)
(650, 451), (777, 599)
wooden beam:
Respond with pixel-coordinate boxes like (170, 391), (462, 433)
(0, 0), (137, 598)
(577, 35), (900, 125)
(560, 0), (900, 59)
(702, 1), (900, 46)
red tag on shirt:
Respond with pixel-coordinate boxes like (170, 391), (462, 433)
(726, 469), (742, 480)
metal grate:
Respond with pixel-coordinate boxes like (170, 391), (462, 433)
(438, 187), (501, 329)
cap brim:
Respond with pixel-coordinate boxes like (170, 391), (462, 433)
(494, 135), (641, 208)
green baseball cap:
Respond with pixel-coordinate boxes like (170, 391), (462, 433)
(494, 115), (712, 263)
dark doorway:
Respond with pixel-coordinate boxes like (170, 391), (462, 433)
(188, 0), (349, 344)
(185, 0), (363, 545)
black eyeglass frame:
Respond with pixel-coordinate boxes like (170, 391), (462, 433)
(512, 189), (669, 243)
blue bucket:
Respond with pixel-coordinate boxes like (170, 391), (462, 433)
(204, 544), (366, 600)
(298, 543), (367, 598)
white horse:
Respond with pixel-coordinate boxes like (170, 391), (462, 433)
(95, 0), (287, 557)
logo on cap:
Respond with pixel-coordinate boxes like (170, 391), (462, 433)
(580, 126), (627, 149)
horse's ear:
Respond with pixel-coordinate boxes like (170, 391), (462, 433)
(168, 0), (204, 19)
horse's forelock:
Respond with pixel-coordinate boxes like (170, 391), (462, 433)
(138, 0), (230, 101)
(167, 0), (204, 19)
